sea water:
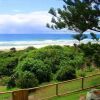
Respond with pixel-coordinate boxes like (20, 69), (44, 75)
(0, 33), (100, 50)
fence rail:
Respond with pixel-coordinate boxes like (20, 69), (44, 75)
(0, 73), (100, 100)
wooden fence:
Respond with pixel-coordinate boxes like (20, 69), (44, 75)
(0, 73), (100, 100)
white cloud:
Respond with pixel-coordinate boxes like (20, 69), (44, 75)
(0, 11), (54, 33)
(1, 11), (98, 34)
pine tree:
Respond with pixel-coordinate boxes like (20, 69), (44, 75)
(47, 0), (100, 33)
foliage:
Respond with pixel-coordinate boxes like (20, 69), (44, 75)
(16, 71), (38, 88)
(56, 66), (76, 81)
(24, 46), (36, 52)
(10, 47), (16, 52)
(0, 77), (10, 86)
(27, 46), (64, 73)
(16, 58), (52, 83)
(0, 44), (100, 89)
(90, 32), (99, 42)
(79, 43), (100, 67)
(47, 0), (100, 33)
(7, 76), (16, 89)
(86, 66), (95, 72)
(59, 49), (85, 69)
(77, 70), (86, 77)
(0, 57), (18, 76)
(72, 33), (87, 43)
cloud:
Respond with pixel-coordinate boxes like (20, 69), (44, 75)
(1, 11), (97, 34)
(0, 11), (55, 34)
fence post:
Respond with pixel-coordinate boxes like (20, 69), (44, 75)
(12, 90), (28, 100)
(56, 84), (59, 96)
(82, 77), (84, 90)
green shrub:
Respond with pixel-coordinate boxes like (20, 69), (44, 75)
(0, 57), (18, 76)
(86, 66), (95, 72)
(27, 46), (64, 73)
(10, 47), (16, 52)
(0, 77), (10, 86)
(24, 46), (36, 52)
(35, 65), (52, 83)
(7, 76), (16, 89)
(16, 71), (38, 88)
(78, 70), (86, 77)
(56, 66), (76, 81)
(16, 58), (52, 83)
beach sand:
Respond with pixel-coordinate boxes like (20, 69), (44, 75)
(0, 40), (76, 51)
(0, 39), (99, 51)
(0, 44), (73, 51)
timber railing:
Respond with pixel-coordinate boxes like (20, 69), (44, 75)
(0, 73), (100, 100)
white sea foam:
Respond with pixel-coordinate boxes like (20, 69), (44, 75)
(0, 39), (99, 50)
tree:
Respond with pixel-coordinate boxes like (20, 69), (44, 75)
(90, 32), (99, 42)
(27, 46), (64, 73)
(56, 65), (76, 81)
(24, 46), (36, 52)
(16, 71), (38, 88)
(0, 57), (18, 76)
(16, 58), (52, 83)
(47, 0), (100, 33)
(72, 33), (87, 44)
(79, 43), (100, 68)
(10, 47), (16, 52)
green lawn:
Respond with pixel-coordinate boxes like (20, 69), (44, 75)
(50, 86), (100, 100)
(0, 70), (100, 100)
(50, 90), (87, 100)
(0, 86), (18, 100)
(0, 86), (7, 92)
(0, 86), (18, 92)
(28, 74), (100, 100)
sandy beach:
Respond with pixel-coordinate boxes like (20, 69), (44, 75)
(0, 40), (76, 51)
(0, 39), (99, 51)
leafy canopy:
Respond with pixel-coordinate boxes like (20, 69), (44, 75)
(90, 32), (99, 41)
(47, 0), (100, 33)
(72, 33), (87, 42)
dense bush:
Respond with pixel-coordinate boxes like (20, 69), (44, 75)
(16, 58), (52, 83)
(10, 47), (16, 52)
(24, 46), (36, 52)
(16, 71), (38, 88)
(0, 76), (10, 86)
(79, 43), (100, 67)
(0, 57), (18, 76)
(56, 66), (76, 81)
(27, 46), (64, 73)
(0, 44), (99, 89)
(7, 76), (16, 89)
(77, 70), (86, 77)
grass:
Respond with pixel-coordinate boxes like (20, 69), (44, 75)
(49, 90), (87, 100)
(0, 86), (7, 92)
(28, 73), (100, 100)
(0, 86), (18, 92)
(0, 70), (100, 100)
(50, 86), (100, 100)
(0, 86), (18, 100)
(0, 86), (12, 100)
(76, 69), (100, 77)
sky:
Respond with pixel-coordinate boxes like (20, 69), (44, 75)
(0, 0), (99, 34)
(0, 0), (63, 14)
(0, 0), (68, 34)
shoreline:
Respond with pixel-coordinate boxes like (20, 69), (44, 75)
(0, 39), (99, 51)
(0, 39), (76, 51)
(0, 44), (73, 51)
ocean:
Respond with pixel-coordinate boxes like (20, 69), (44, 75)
(0, 34), (73, 41)
(0, 34), (100, 50)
